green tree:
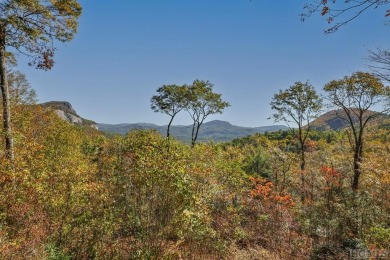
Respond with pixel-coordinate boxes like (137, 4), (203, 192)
(270, 81), (322, 201)
(151, 84), (189, 138)
(7, 70), (37, 105)
(324, 71), (390, 191)
(0, 58), (36, 106)
(301, 0), (389, 33)
(186, 80), (230, 147)
(0, 0), (82, 161)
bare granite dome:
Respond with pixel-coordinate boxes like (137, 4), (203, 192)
(40, 101), (98, 129)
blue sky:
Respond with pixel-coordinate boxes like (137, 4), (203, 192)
(17, 0), (390, 126)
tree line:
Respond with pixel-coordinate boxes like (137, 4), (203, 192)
(270, 73), (389, 195)
(151, 71), (389, 195)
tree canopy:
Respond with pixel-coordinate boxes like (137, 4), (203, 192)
(0, 0), (82, 69)
(7, 70), (36, 105)
(151, 84), (190, 138)
(186, 80), (230, 146)
(270, 81), (322, 131)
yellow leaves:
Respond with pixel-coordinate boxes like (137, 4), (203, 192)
(361, 139), (390, 189)
(3, 96), (389, 258)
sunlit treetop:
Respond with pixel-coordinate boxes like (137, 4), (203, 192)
(323, 71), (390, 113)
(270, 81), (323, 129)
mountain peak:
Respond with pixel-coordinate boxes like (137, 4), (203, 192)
(311, 109), (389, 130)
(203, 120), (233, 127)
(41, 101), (97, 129)
(41, 101), (77, 115)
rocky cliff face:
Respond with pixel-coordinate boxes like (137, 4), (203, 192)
(40, 101), (98, 129)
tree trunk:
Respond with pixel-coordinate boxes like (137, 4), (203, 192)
(194, 123), (201, 143)
(0, 25), (14, 162)
(192, 122), (201, 147)
(300, 148), (305, 202)
(167, 116), (174, 139)
(191, 122), (196, 147)
(352, 142), (363, 191)
(274, 169), (278, 192)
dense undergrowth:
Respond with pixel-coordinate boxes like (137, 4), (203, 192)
(0, 106), (389, 259)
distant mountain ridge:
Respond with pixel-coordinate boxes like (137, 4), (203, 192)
(41, 101), (288, 142)
(41, 101), (390, 143)
(98, 120), (289, 142)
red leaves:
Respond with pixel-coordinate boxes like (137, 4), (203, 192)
(321, 165), (341, 188)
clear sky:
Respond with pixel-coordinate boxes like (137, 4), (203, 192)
(16, 0), (390, 127)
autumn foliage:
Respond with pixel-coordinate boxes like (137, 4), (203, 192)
(0, 97), (388, 259)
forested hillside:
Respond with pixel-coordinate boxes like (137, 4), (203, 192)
(0, 103), (388, 259)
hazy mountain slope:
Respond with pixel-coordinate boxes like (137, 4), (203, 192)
(310, 109), (389, 131)
(98, 120), (288, 142)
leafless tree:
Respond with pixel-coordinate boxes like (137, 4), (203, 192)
(301, 0), (390, 33)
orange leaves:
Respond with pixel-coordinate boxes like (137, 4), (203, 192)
(250, 177), (273, 198)
(305, 140), (318, 152)
(249, 177), (295, 208)
(321, 165), (341, 189)
(273, 194), (295, 207)
(321, 165), (339, 178)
